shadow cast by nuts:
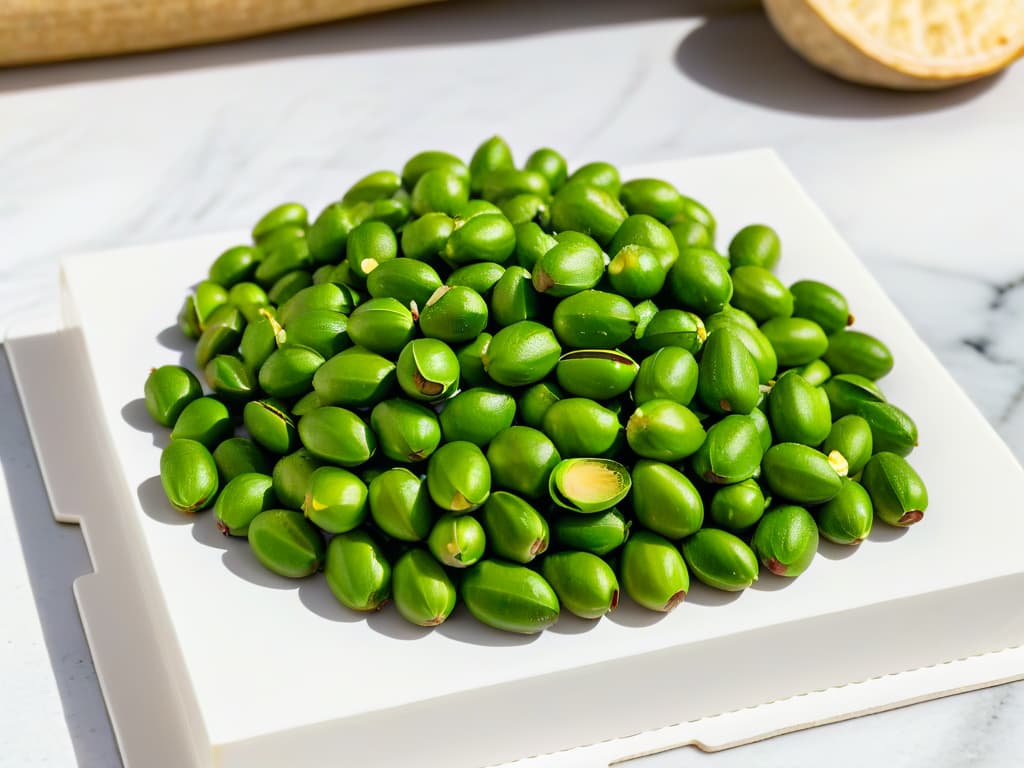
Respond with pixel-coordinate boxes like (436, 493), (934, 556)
(605, 595), (672, 628)
(868, 522), (909, 543)
(433, 603), (542, 647)
(548, 613), (602, 636)
(137, 475), (192, 526)
(818, 538), (862, 561)
(122, 398), (170, 449)
(686, 581), (743, 606)
(674, 12), (1001, 119)
(750, 571), (795, 591)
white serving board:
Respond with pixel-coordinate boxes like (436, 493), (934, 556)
(9, 149), (1024, 768)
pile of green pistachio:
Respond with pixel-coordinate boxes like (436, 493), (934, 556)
(146, 137), (928, 634)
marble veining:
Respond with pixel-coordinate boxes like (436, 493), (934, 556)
(1, 0), (1024, 765)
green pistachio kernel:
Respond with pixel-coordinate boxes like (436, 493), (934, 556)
(549, 458), (631, 514)
(303, 466), (368, 534)
(325, 529), (392, 612)
(861, 452), (928, 527)
(145, 364), (202, 428)
(160, 438), (219, 513)
(214, 472), (275, 536)
(426, 441), (492, 513)
(619, 530), (689, 612)
(682, 529), (759, 591)
(369, 467), (435, 540)
(631, 460), (704, 540)
(428, 512), (486, 568)
(751, 505), (819, 577)
(541, 551), (620, 620)
(392, 548), (457, 627)
(247, 508), (325, 579)
(461, 560), (560, 635)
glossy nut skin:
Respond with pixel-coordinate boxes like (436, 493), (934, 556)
(549, 181), (627, 247)
(767, 371), (832, 446)
(541, 551), (620, 619)
(454, 333), (492, 388)
(297, 406), (377, 467)
(728, 224), (780, 271)
(823, 329), (894, 381)
(243, 398), (298, 455)
(552, 507), (629, 555)
(671, 195), (717, 237)
(214, 472), (276, 536)
(258, 345), (325, 399)
(633, 347), (699, 406)
(447, 262), (506, 297)
(483, 321), (562, 387)
(396, 338), (460, 402)
(608, 214), (679, 273)
(369, 467), (434, 540)
(632, 298), (659, 341)
(487, 426), (561, 500)
(366, 258), (442, 308)
(524, 147), (569, 191)
(567, 161), (621, 193)
(480, 492), (550, 564)
(748, 406), (773, 455)
(308, 202), (369, 265)
(193, 281), (230, 329)
(532, 238), (605, 297)
(303, 466), (368, 534)
(204, 333), (260, 392)
(314, 346), (397, 408)
(255, 240), (312, 288)
(542, 398), (621, 458)
(392, 548), (457, 627)
(730, 266), (794, 322)
(427, 512), (486, 568)
(160, 438), (219, 513)
(517, 382), (563, 430)
(790, 280), (851, 335)
(411, 167), (470, 217)
(709, 478), (766, 532)
(751, 505), (818, 577)
(549, 458), (631, 514)
(213, 437), (271, 482)
(400, 211), (455, 262)
(194, 307), (244, 369)
(426, 441), (491, 513)
(247, 509), (325, 579)
(469, 135), (515, 192)
(637, 309), (706, 355)
(690, 414), (763, 485)
(479, 169), (550, 204)
(490, 266), (540, 327)
(276, 283), (352, 325)
(552, 290), (637, 350)
(514, 221), (558, 271)
(419, 285), (489, 344)
(760, 317), (830, 368)
(268, 269), (314, 306)
(861, 452), (928, 527)
(682, 529), (759, 591)
(619, 178), (685, 221)
(209, 245), (260, 288)
(556, 350), (639, 400)
(815, 478), (873, 544)
(619, 530), (690, 612)
(325, 529), (392, 612)
(370, 398), (442, 463)
(145, 364), (202, 427)
(178, 295), (201, 339)
(461, 559), (560, 634)
(169, 397), (232, 449)
(442, 213), (516, 266)
(438, 387), (516, 447)
(697, 327), (761, 415)
(253, 202), (307, 240)
(239, 310), (281, 376)
(704, 315), (778, 385)
(626, 400), (706, 462)
(280, 308), (349, 360)
(346, 298), (415, 356)
(668, 248), (733, 316)
(822, 414), (874, 476)
(342, 169), (402, 204)
(670, 219), (713, 251)
(794, 358), (832, 387)
(761, 443), (843, 504)
(855, 400), (919, 457)
(271, 449), (321, 510)
(631, 460), (704, 540)
(822, 373), (886, 418)
(607, 244), (668, 299)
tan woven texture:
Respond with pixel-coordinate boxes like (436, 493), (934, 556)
(0, 0), (441, 67)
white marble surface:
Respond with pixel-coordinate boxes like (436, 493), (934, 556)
(1, 0), (1024, 765)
